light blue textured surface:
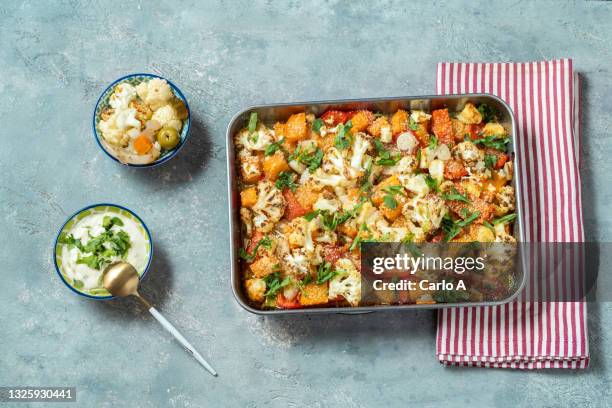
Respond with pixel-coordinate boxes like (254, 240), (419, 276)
(1, 1), (611, 407)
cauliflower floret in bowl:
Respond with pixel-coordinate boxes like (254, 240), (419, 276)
(93, 73), (190, 167)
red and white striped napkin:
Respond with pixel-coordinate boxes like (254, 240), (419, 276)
(435, 59), (589, 369)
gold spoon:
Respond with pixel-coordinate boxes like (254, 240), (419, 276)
(103, 261), (217, 377)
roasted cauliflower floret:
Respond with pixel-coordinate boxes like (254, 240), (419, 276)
(402, 174), (430, 197)
(494, 186), (516, 216)
(235, 125), (274, 151)
(481, 122), (506, 137)
(329, 258), (361, 306)
(382, 155), (417, 176)
(252, 181), (286, 232)
(454, 141), (484, 165)
(245, 278), (266, 302)
(403, 194), (447, 233)
(348, 132), (372, 178)
(410, 110), (432, 123)
(494, 222), (516, 242)
(237, 149), (262, 184)
(456, 102), (483, 124)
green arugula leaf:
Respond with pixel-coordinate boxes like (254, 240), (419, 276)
(334, 120), (353, 150)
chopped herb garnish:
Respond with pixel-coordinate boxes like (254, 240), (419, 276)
(471, 135), (510, 151)
(477, 103), (498, 123)
(409, 116), (419, 131)
(442, 187), (470, 203)
(248, 112), (258, 134)
(316, 261), (338, 284)
(484, 154), (498, 170)
(373, 139), (400, 166)
(428, 134), (438, 149)
(334, 120), (353, 150)
(238, 236), (272, 263)
(263, 271), (292, 299)
(383, 195), (398, 209)
(483, 220), (494, 230)
(349, 223), (368, 251)
(275, 171), (298, 192)
(382, 185), (404, 210)
(442, 211), (481, 242)
(359, 160), (373, 192)
(58, 216), (131, 271)
(303, 210), (320, 221)
(492, 213), (517, 225)
(312, 118), (324, 133)
(264, 138), (285, 156)
(289, 146), (324, 172)
(424, 175), (440, 192)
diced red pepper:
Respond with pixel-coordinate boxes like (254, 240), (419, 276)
(495, 153), (509, 169)
(466, 123), (485, 140)
(246, 230), (264, 254)
(277, 293), (302, 309)
(321, 110), (350, 126)
(282, 189), (309, 220)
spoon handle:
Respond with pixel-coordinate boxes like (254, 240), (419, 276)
(148, 307), (217, 377)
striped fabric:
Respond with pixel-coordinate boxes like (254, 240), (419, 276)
(435, 59), (589, 369)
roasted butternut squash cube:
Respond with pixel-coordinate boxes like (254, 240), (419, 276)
(391, 109), (409, 136)
(372, 175), (401, 207)
(299, 283), (329, 306)
(380, 196), (404, 221)
(295, 183), (320, 211)
(431, 109), (454, 145)
(367, 116), (390, 137)
(350, 110), (373, 134)
(250, 255), (279, 278)
(285, 112), (308, 142)
(240, 187), (258, 208)
(263, 151), (290, 181)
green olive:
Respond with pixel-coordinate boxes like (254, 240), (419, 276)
(157, 126), (180, 150)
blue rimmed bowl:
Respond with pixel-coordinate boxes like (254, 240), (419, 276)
(53, 204), (153, 299)
(93, 73), (191, 167)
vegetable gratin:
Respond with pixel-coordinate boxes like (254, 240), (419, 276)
(234, 102), (517, 310)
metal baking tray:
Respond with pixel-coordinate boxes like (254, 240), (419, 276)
(226, 94), (526, 315)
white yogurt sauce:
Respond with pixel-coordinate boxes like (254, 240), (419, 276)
(61, 212), (149, 291)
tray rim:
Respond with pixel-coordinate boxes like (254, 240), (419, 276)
(226, 93), (526, 315)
